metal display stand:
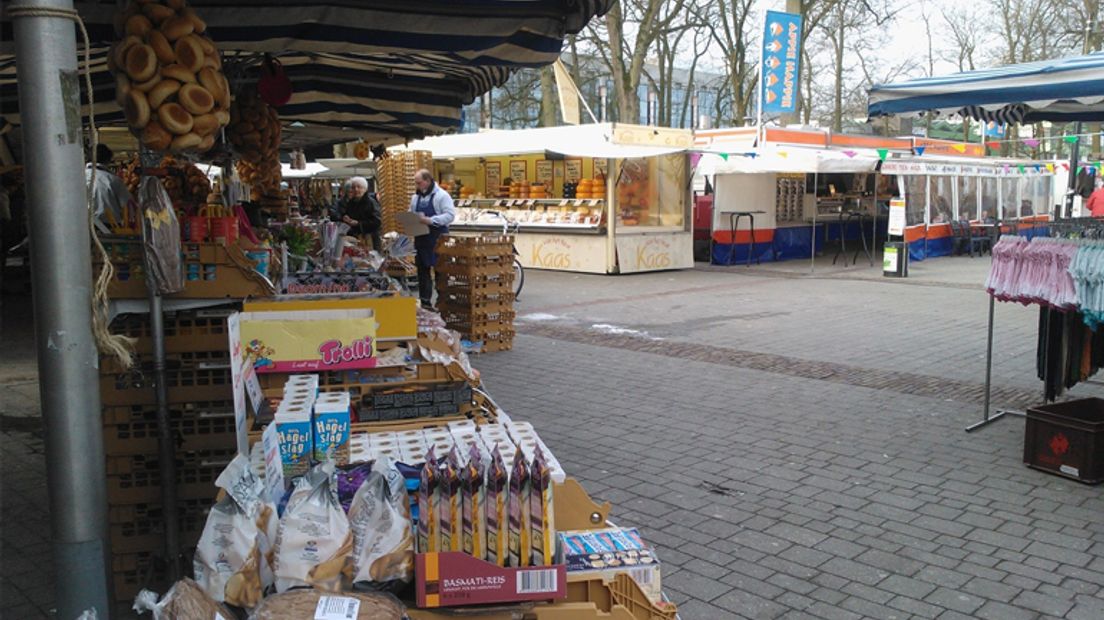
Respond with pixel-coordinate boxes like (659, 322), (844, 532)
(968, 295), (1027, 432)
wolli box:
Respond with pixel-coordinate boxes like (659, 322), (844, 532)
(416, 552), (566, 608)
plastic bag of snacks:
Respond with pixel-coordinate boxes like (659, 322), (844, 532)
(273, 462), (352, 592)
(108, 0), (231, 155)
(133, 577), (235, 619)
(194, 455), (278, 608)
(138, 176), (183, 294)
(347, 456), (414, 590)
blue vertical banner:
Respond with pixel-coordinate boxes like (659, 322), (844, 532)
(761, 10), (803, 114)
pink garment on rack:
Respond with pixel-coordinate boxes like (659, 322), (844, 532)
(985, 237), (1080, 309)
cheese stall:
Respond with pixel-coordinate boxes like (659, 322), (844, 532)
(393, 124), (695, 274)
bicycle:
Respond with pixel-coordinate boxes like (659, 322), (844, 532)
(480, 210), (525, 300)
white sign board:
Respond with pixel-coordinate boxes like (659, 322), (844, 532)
(227, 313), (249, 456)
(888, 198), (906, 237)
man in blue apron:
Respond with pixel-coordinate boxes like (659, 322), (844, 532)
(410, 169), (456, 309)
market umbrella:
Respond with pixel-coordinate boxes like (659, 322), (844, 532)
(0, 0), (614, 144)
(867, 51), (1104, 123)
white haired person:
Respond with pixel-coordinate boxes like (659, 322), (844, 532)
(340, 176), (383, 251)
(410, 169), (456, 309)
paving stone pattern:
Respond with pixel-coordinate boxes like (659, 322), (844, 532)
(3, 259), (1104, 618)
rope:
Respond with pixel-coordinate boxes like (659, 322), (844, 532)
(8, 5), (135, 368)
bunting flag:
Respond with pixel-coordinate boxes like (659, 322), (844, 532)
(877, 149), (889, 161)
(951, 144), (967, 153)
(746, 152), (758, 159)
(1033, 164), (1041, 172)
(1064, 135), (1080, 143)
(1023, 138), (1041, 148)
(1046, 163), (1055, 172)
(1078, 167), (1084, 174)
(1061, 163), (1070, 171)
(914, 146), (926, 156)
(986, 141), (1001, 149)
(1018, 165), (1026, 173)
(718, 153), (729, 161)
(1003, 164), (1011, 174)
(842, 150), (857, 158)
(778, 151), (789, 158)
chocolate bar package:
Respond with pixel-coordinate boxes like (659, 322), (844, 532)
(416, 447), (440, 554)
(485, 445), (509, 566)
(529, 446), (555, 567)
(507, 445), (531, 568)
(462, 444), (487, 560)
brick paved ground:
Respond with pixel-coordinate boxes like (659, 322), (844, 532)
(3, 256), (1104, 618)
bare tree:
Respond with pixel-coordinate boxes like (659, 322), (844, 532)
(695, 0), (757, 126)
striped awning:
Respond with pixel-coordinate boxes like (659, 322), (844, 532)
(867, 52), (1104, 123)
(0, 0), (611, 144)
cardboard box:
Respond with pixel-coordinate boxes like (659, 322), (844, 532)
(239, 309), (377, 373)
(416, 552), (566, 608)
(274, 404), (312, 481)
(558, 528), (662, 603)
(313, 392), (351, 464)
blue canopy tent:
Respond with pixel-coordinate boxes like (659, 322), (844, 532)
(868, 51), (1104, 124)
(1, 0), (613, 146)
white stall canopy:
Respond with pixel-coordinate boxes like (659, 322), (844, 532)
(393, 123), (692, 160)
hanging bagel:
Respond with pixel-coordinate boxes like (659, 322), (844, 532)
(142, 121), (173, 151)
(158, 102), (194, 135)
(161, 16), (194, 41)
(179, 83), (214, 115)
(132, 72), (162, 93)
(142, 3), (175, 24)
(148, 30), (175, 64)
(171, 132), (202, 151)
(124, 90), (151, 129)
(125, 14), (153, 37)
(148, 79), (180, 108)
(174, 35), (204, 72)
(115, 74), (132, 106)
(161, 63), (197, 84)
(124, 44), (158, 82)
(192, 112), (219, 135)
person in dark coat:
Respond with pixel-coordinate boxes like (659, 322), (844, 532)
(341, 176), (383, 251)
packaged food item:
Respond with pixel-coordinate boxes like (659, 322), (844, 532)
(133, 577), (235, 620)
(416, 447), (440, 554)
(485, 445), (509, 566)
(336, 461), (373, 513)
(249, 590), (405, 620)
(283, 374), (319, 395)
(558, 527), (662, 602)
(313, 391), (351, 465)
(529, 445), (555, 567)
(273, 463), (352, 592)
(274, 402), (312, 482)
(347, 456), (414, 590)
(508, 444), (531, 567)
(439, 448), (463, 553)
(194, 454), (278, 607)
(461, 443), (486, 560)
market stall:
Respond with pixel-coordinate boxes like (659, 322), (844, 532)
(393, 124), (696, 274)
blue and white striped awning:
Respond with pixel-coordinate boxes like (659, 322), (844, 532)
(868, 52), (1104, 123)
(0, 0), (611, 144)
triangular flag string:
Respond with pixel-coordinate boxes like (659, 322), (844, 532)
(951, 144), (967, 153)
(914, 146), (926, 156)
(876, 149), (888, 161)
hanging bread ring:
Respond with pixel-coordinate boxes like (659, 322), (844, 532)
(125, 14), (153, 37)
(148, 79), (182, 109)
(161, 16), (195, 41)
(124, 44), (158, 82)
(142, 120), (173, 151)
(124, 90), (151, 129)
(197, 67), (221, 99)
(179, 83), (215, 115)
(114, 74), (132, 106)
(166, 0), (187, 9)
(181, 8), (207, 34)
(214, 109), (230, 126)
(147, 30), (176, 64)
(113, 35), (142, 70)
(141, 3), (175, 24)
(196, 35), (216, 57)
(192, 112), (219, 136)
(131, 72), (162, 93)
(158, 102), (194, 135)
(171, 132), (202, 151)
(198, 134), (216, 152)
(161, 64), (197, 84)
(174, 35), (205, 73)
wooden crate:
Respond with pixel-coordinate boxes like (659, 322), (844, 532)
(109, 497), (208, 553)
(108, 307), (237, 354)
(102, 400), (236, 456)
(95, 239), (276, 299)
(106, 448), (231, 504)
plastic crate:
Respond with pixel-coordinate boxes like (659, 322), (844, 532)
(99, 363), (232, 406)
(530, 574), (676, 620)
(102, 400), (236, 456)
(106, 448), (232, 504)
(1025, 398), (1104, 484)
(109, 497), (208, 552)
(109, 307), (237, 354)
(113, 550), (182, 604)
(95, 240), (276, 299)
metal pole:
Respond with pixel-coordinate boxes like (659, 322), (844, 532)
(981, 295), (995, 421)
(146, 286), (181, 581)
(1065, 122), (1082, 218)
(11, 0), (112, 616)
(810, 171), (818, 274)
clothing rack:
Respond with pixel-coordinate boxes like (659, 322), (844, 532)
(970, 219), (1104, 432)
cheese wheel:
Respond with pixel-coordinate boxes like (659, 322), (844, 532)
(124, 90), (151, 129)
(141, 121), (173, 151)
(192, 112), (219, 136)
(171, 132), (202, 151)
(141, 3), (175, 24)
(132, 72), (162, 93)
(161, 64), (197, 84)
(161, 16), (194, 41)
(179, 83), (215, 115)
(114, 74), (132, 106)
(124, 44), (158, 82)
(148, 79), (181, 109)
(158, 103), (194, 135)
(125, 14), (153, 38)
(174, 35), (204, 73)
(147, 30), (176, 64)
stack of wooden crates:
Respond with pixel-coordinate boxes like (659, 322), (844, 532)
(377, 150), (434, 235)
(435, 235), (517, 352)
(99, 306), (239, 604)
